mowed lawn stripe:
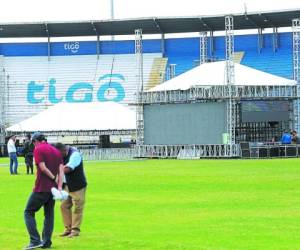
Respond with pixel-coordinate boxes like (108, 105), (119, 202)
(0, 158), (300, 249)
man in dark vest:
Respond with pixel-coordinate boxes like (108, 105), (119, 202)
(54, 143), (87, 238)
(23, 134), (34, 175)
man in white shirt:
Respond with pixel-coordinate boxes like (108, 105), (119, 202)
(7, 135), (18, 175)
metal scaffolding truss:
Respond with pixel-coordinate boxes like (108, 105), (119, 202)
(141, 85), (299, 103)
(293, 19), (300, 132)
(135, 29), (144, 149)
(225, 15), (236, 156)
(200, 32), (208, 64)
(272, 27), (279, 53)
(168, 64), (176, 79)
(225, 16), (235, 85)
(141, 85), (299, 104)
(293, 19), (300, 82)
(136, 84), (299, 158)
(226, 93), (236, 155)
(210, 31), (215, 57)
(6, 129), (135, 137)
(136, 85), (299, 158)
(0, 72), (6, 124)
(0, 66), (7, 144)
(258, 28), (264, 54)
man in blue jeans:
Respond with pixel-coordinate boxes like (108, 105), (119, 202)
(7, 135), (18, 174)
(23, 133), (64, 250)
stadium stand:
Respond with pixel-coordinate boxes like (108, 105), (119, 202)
(164, 32), (293, 79)
(241, 33), (293, 79)
(0, 32), (295, 126)
(3, 53), (162, 125)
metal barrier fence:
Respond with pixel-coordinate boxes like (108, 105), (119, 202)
(80, 148), (135, 161)
(79, 144), (241, 160)
(76, 144), (300, 160)
(136, 144), (240, 159)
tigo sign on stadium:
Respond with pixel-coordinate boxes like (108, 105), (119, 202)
(27, 74), (126, 104)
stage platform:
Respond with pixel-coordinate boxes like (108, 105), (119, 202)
(241, 142), (300, 158)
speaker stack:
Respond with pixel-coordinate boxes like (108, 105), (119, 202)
(99, 135), (111, 148)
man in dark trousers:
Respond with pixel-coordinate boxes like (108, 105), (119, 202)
(54, 143), (87, 238)
(23, 134), (34, 175)
(23, 133), (64, 250)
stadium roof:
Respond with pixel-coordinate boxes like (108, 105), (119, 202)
(0, 9), (300, 38)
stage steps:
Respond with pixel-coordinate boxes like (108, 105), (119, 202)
(233, 51), (245, 63)
(145, 57), (168, 90)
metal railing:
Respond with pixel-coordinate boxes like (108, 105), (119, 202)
(79, 144), (241, 160)
(80, 148), (135, 161)
(136, 144), (240, 159)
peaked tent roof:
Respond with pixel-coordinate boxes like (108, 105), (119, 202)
(6, 102), (136, 133)
(148, 61), (296, 92)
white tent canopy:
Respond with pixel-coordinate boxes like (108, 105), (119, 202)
(6, 102), (136, 133)
(149, 61), (296, 92)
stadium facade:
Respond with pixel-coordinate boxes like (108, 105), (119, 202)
(0, 32), (295, 126)
(1, 10), (300, 159)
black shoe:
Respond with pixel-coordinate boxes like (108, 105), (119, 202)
(59, 231), (71, 237)
(23, 243), (43, 250)
(41, 245), (51, 249)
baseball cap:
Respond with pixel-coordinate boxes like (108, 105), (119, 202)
(31, 132), (46, 142)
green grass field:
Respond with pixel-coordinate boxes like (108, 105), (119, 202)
(1, 157), (300, 250)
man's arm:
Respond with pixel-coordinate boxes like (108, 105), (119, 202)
(57, 164), (64, 190)
(38, 162), (56, 180)
(7, 140), (13, 151)
(64, 151), (82, 174)
(64, 166), (73, 174)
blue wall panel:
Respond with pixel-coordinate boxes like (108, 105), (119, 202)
(100, 40), (135, 54)
(0, 32), (294, 78)
(0, 43), (48, 56)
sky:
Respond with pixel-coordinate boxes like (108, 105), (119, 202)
(0, 0), (299, 23)
(0, 0), (299, 42)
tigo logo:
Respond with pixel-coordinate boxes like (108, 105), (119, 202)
(27, 74), (126, 104)
(64, 42), (80, 53)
